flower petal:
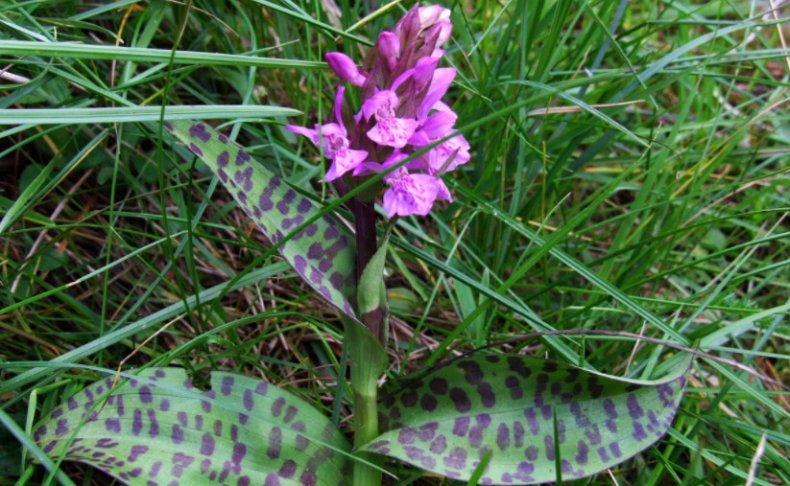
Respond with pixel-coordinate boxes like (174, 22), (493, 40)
(361, 90), (399, 120)
(325, 148), (368, 181)
(368, 117), (419, 148)
(417, 68), (457, 119)
(382, 168), (441, 218)
(421, 111), (458, 138)
(333, 86), (347, 130)
(285, 124), (318, 145)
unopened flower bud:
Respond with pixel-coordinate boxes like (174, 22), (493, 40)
(325, 52), (366, 86)
(377, 32), (400, 70)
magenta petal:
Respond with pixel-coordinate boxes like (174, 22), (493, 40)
(333, 86), (346, 129)
(285, 124), (318, 145)
(434, 177), (452, 202)
(325, 148), (368, 181)
(407, 129), (432, 147)
(361, 90), (399, 120)
(392, 69), (415, 92)
(382, 168), (441, 218)
(412, 57), (440, 92)
(326, 52), (366, 86)
(368, 117), (419, 148)
(422, 111), (458, 138)
(416, 6), (451, 29)
(417, 68), (457, 119)
(429, 20), (453, 47)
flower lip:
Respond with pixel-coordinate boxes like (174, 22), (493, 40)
(362, 90), (419, 148)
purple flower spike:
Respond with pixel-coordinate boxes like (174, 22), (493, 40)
(326, 52), (366, 86)
(288, 4), (467, 217)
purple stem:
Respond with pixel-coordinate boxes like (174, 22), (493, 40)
(351, 198), (384, 344)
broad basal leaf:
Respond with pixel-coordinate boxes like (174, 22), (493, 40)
(365, 355), (689, 485)
(166, 121), (357, 319)
(34, 368), (350, 486)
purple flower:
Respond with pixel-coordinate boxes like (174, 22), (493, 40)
(409, 110), (470, 174)
(361, 90), (419, 148)
(382, 167), (449, 218)
(287, 4), (467, 217)
(286, 87), (368, 181)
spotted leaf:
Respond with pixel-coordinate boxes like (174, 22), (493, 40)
(166, 121), (357, 319)
(34, 368), (350, 485)
(366, 355), (689, 485)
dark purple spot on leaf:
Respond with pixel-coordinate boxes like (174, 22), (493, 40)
(217, 151), (229, 169)
(508, 357), (532, 378)
(575, 440), (589, 465)
(283, 405), (297, 423)
(544, 435), (555, 460)
(633, 422), (647, 441)
(444, 447), (467, 470)
(105, 418), (120, 433)
(477, 383), (496, 408)
(401, 389), (418, 408)
(627, 393), (644, 419)
(609, 442), (622, 458)
(235, 150), (250, 166)
(201, 433), (215, 456)
(398, 427), (416, 445)
(189, 123), (211, 142)
(171, 425), (184, 444)
(514, 462), (534, 482)
(524, 407), (539, 434)
(430, 435), (447, 454)
(597, 446), (610, 462)
(128, 445), (148, 462)
(242, 389), (253, 411)
(132, 409), (143, 435)
(449, 388), (471, 413)
(420, 394), (438, 411)
(189, 143), (203, 157)
(221, 376), (234, 396)
(268, 427), (282, 459)
(453, 416), (470, 436)
(147, 409), (159, 437)
(497, 423), (510, 450)
(271, 397), (285, 417)
(279, 460), (296, 478)
(459, 360), (484, 385)
(429, 378), (448, 394)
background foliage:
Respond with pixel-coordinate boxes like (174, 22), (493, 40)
(1, 0), (788, 484)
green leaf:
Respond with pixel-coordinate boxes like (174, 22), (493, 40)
(365, 355), (689, 484)
(34, 368), (350, 485)
(0, 40), (324, 69)
(0, 106), (301, 125)
(166, 121), (358, 320)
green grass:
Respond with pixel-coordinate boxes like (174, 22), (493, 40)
(1, 0), (788, 484)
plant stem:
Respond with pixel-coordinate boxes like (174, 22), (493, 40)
(350, 198), (384, 485)
(351, 386), (382, 486)
(352, 199), (384, 343)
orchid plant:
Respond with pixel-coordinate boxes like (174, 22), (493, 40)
(33, 5), (689, 486)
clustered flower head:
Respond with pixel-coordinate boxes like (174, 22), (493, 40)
(286, 4), (469, 218)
